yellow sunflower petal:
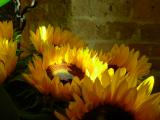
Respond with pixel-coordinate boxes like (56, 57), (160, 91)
(134, 76), (154, 109)
(100, 70), (111, 87)
(137, 76), (154, 95)
(0, 21), (13, 40)
(39, 26), (47, 42)
(122, 87), (137, 110)
(30, 25), (86, 53)
(114, 80), (129, 102)
(98, 44), (151, 79)
(135, 93), (160, 120)
(23, 55), (51, 94)
(56, 69), (160, 120)
(108, 68), (114, 77)
(136, 55), (151, 77)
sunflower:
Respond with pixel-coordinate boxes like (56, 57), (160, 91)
(23, 55), (80, 99)
(30, 25), (86, 53)
(0, 39), (17, 84)
(43, 46), (107, 81)
(55, 68), (160, 120)
(23, 46), (107, 100)
(0, 21), (13, 40)
(98, 44), (151, 78)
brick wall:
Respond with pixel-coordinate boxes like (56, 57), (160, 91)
(69, 0), (160, 72)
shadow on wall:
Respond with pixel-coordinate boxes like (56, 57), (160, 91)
(21, 0), (72, 51)
(24, 0), (71, 29)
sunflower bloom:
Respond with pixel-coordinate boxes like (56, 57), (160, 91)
(98, 44), (151, 78)
(55, 69), (160, 120)
(23, 46), (107, 100)
(46, 46), (107, 99)
(23, 54), (81, 99)
(0, 21), (13, 40)
(43, 46), (107, 81)
(0, 39), (17, 84)
(30, 25), (86, 53)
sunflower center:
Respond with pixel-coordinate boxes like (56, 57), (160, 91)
(68, 64), (84, 80)
(82, 104), (135, 120)
(46, 64), (84, 84)
(108, 64), (119, 71)
(0, 59), (5, 66)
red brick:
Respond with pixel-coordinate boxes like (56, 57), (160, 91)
(71, 0), (132, 18)
(140, 24), (160, 41)
(149, 58), (160, 70)
(94, 42), (115, 52)
(128, 43), (152, 57)
(105, 0), (133, 18)
(98, 22), (138, 40)
(132, 0), (160, 21)
(128, 43), (160, 58)
(25, 0), (71, 29)
(70, 19), (98, 40)
(151, 44), (160, 57)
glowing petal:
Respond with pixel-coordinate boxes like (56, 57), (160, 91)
(108, 68), (114, 77)
(39, 26), (47, 42)
(137, 76), (154, 95)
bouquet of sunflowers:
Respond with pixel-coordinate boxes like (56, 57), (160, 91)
(0, 21), (160, 120)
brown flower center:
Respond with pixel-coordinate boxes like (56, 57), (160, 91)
(82, 104), (135, 120)
(108, 64), (119, 71)
(0, 59), (5, 66)
(46, 63), (84, 84)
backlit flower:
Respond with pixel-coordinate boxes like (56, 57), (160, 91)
(55, 69), (160, 120)
(30, 25), (86, 53)
(0, 39), (17, 84)
(98, 44), (151, 78)
(43, 46), (107, 81)
(23, 46), (107, 100)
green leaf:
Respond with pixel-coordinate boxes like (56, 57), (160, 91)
(0, 0), (10, 7)
(0, 86), (19, 120)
